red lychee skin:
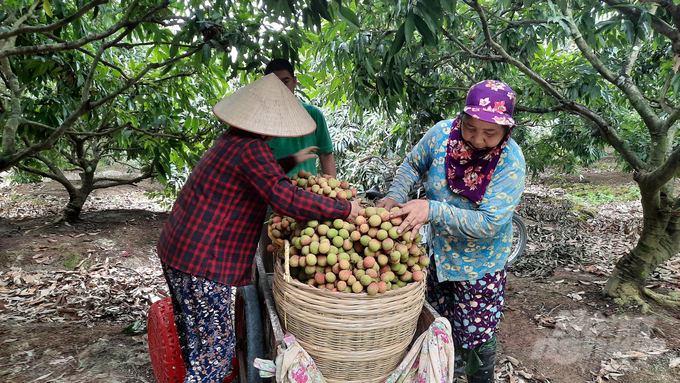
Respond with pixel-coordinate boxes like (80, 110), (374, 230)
(367, 282), (379, 296)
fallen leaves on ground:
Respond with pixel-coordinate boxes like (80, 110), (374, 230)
(0, 261), (168, 324)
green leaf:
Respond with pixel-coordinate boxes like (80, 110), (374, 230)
(122, 319), (147, 335)
(169, 31), (184, 58)
(311, 0), (332, 22)
(405, 12), (415, 43)
(442, 0), (457, 14)
(414, 14), (436, 47)
(43, 0), (53, 18)
(297, 73), (315, 89)
(415, 0), (442, 38)
(202, 43), (212, 63)
(338, 5), (360, 29)
(390, 23), (406, 57)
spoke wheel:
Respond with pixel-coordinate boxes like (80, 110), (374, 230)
(508, 214), (527, 267)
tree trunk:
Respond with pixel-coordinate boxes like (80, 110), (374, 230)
(62, 188), (92, 223)
(604, 196), (680, 306)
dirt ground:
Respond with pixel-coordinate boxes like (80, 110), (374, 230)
(0, 162), (679, 383)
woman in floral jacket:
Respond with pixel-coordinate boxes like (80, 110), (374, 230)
(378, 80), (526, 383)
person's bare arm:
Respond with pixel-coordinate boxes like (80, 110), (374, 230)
(319, 152), (337, 178)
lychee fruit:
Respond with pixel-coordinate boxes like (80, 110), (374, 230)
(368, 215), (382, 227)
(367, 282), (379, 296)
(363, 256), (376, 269)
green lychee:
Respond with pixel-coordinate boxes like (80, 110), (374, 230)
(318, 241), (331, 254)
(368, 239), (381, 252)
(306, 253), (317, 266)
(380, 221), (392, 231)
(317, 224), (329, 236)
(332, 236), (344, 248)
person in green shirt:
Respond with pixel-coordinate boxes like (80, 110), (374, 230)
(258, 58), (337, 271)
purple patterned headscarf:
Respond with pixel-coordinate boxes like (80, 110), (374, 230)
(444, 80), (517, 204)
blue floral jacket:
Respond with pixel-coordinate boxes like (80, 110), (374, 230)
(385, 120), (526, 282)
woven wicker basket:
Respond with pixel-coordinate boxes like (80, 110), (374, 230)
(270, 232), (426, 383)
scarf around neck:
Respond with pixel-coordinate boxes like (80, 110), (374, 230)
(444, 118), (512, 204)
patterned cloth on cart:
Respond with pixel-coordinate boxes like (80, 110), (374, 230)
(254, 317), (455, 383)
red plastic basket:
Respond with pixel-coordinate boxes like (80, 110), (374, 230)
(148, 297), (238, 383)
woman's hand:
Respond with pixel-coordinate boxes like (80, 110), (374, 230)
(292, 146), (319, 165)
(376, 197), (399, 211)
(345, 198), (363, 224)
(390, 199), (429, 235)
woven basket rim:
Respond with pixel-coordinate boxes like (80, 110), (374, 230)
(273, 252), (424, 298)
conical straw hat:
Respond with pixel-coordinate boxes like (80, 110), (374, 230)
(212, 73), (316, 137)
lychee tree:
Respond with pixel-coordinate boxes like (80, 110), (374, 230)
(0, 0), (327, 221)
(299, 0), (680, 311)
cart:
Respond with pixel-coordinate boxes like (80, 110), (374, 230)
(234, 250), (442, 383)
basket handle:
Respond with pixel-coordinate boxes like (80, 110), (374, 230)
(267, 224), (291, 283)
(283, 239), (290, 283)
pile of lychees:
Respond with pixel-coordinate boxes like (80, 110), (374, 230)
(268, 171), (429, 295)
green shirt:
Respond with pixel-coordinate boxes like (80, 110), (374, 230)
(268, 102), (333, 178)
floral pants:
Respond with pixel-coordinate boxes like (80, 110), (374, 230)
(162, 264), (235, 383)
(426, 262), (507, 350)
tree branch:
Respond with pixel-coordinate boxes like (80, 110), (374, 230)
(88, 46), (201, 110)
(463, 0), (649, 171)
(515, 105), (565, 113)
(0, 1), (171, 60)
(0, 0), (108, 40)
(44, 33), (131, 81)
(640, 146), (680, 192)
(601, 0), (680, 52)
(92, 172), (155, 190)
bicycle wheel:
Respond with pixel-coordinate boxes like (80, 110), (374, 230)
(235, 285), (265, 383)
(507, 214), (527, 266)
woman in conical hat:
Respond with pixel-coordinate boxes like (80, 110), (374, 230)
(378, 80), (526, 383)
(157, 73), (361, 382)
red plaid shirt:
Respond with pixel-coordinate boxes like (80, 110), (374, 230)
(157, 129), (351, 286)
